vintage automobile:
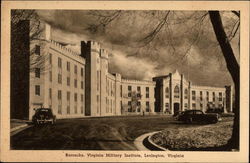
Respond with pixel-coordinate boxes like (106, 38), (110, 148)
(178, 110), (219, 124)
(206, 108), (224, 114)
(173, 111), (184, 120)
(32, 108), (56, 125)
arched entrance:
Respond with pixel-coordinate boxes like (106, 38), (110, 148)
(174, 103), (180, 114)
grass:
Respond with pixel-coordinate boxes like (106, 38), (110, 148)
(151, 117), (233, 151)
(11, 115), (234, 150)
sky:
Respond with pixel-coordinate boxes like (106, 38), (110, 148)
(36, 10), (240, 87)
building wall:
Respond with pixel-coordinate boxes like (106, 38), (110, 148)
(153, 70), (230, 115)
(11, 20), (233, 120)
(120, 79), (155, 115)
(28, 21), (86, 120)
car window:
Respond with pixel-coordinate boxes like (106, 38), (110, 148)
(195, 111), (203, 114)
(186, 111), (193, 115)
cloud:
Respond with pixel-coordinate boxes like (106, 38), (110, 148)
(35, 10), (237, 87)
(109, 50), (157, 80)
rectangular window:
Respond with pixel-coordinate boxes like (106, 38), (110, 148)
(58, 90), (62, 100)
(200, 91), (203, 101)
(67, 77), (70, 86)
(74, 65), (77, 74)
(192, 103), (196, 109)
(213, 92), (215, 101)
(146, 87), (149, 98)
(81, 81), (84, 89)
(128, 85), (132, 97)
(35, 45), (40, 55)
(206, 91), (209, 101)
(219, 92), (222, 101)
(35, 68), (40, 78)
(128, 101), (131, 106)
(67, 61), (70, 71)
(97, 95), (99, 113)
(58, 57), (62, 68)
(137, 101), (141, 106)
(97, 71), (99, 91)
(200, 103), (203, 109)
(67, 106), (70, 114)
(49, 88), (52, 99)
(185, 103), (188, 108)
(120, 85), (122, 97)
(81, 68), (84, 76)
(165, 103), (169, 110)
(35, 85), (40, 96)
(128, 101), (132, 112)
(67, 91), (70, 101)
(192, 91), (196, 100)
(49, 53), (52, 64)
(58, 74), (62, 84)
(74, 79), (77, 88)
(74, 93), (77, 102)
(146, 102), (150, 112)
(49, 71), (52, 82)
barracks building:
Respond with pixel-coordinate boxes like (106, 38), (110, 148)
(11, 21), (233, 120)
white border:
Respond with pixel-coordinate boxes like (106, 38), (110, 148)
(1, 1), (249, 162)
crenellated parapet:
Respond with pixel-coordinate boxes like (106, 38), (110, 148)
(50, 40), (85, 63)
(100, 48), (109, 59)
(89, 40), (101, 53)
(121, 78), (156, 86)
(191, 85), (226, 91)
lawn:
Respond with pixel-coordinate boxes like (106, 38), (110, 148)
(151, 117), (233, 151)
(11, 115), (234, 150)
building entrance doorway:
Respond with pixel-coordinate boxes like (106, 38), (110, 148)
(174, 103), (180, 114)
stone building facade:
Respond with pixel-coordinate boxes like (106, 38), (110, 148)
(153, 70), (233, 114)
(11, 20), (233, 120)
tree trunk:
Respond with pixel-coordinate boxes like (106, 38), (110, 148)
(209, 11), (240, 150)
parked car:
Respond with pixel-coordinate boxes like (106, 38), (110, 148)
(173, 111), (184, 120)
(206, 108), (224, 114)
(178, 110), (219, 124)
(32, 108), (56, 125)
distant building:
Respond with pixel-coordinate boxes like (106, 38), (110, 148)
(153, 71), (233, 114)
(11, 20), (233, 120)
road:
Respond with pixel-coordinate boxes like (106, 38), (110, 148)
(10, 115), (209, 150)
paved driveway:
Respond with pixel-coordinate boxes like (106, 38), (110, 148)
(10, 115), (203, 150)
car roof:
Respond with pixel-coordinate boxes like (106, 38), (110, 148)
(185, 109), (202, 112)
(37, 108), (52, 111)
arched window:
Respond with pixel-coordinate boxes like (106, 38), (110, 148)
(184, 88), (188, 99)
(174, 85), (180, 98)
(165, 87), (169, 98)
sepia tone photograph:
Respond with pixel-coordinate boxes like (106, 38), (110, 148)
(1, 1), (249, 162)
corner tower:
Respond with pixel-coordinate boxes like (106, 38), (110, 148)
(81, 41), (101, 116)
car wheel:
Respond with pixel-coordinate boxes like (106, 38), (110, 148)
(213, 118), (218, 123)
(188, 117), (193, 123)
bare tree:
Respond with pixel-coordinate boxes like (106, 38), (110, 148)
(86, 10), (240, 150)
(209, 11), (239, 150)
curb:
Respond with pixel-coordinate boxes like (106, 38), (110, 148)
(134, 131), (168, 151)
(134, 132), (156, 151)
(148, 132), (168, 151)
(10, 124), (29, 132)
